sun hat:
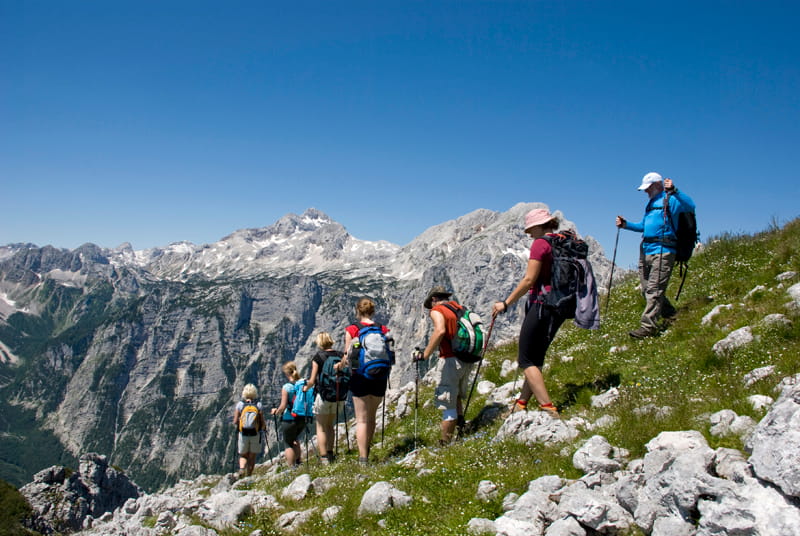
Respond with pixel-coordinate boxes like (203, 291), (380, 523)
(424, 286), (452, 309)
(637, 172), (663, 190)
(524, 208), (556, 231)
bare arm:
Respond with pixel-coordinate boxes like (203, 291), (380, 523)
(337, 331), (354, 371)
(306, 360), (320, 390)
(271, 387), (291, 415)
(422, 309), (447, 360)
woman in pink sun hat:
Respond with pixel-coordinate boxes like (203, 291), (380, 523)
(491, 207), (564, 418)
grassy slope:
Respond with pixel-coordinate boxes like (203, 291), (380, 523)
(200, 219), (800, 535)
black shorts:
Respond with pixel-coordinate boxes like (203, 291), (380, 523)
(349, 371), (388, 398)
(280, 418), (307, 449)
(518, 301), (565, 369)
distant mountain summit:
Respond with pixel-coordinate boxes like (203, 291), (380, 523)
(0, 203), (614, 490)
(106, 208), (401, 280)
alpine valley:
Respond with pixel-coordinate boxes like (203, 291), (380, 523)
(0, 203), (614, 491)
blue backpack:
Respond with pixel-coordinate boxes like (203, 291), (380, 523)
(290, 379), (315, 419)
(350, 324), (395, 380)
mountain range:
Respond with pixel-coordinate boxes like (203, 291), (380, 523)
(0, 203), (615, 491)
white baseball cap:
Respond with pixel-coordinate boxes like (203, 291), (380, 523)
(637, 172), (663, 190)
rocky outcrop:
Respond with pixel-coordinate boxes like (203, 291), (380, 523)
(473, 378), (800, 536)
(20, 453), (141, 534)
(747, 374), (800, 498)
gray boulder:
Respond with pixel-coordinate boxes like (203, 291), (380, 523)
(466, 517), (497, 535)
(747, 378), (800, 497)
(275, 508), (317, 533)
(713, 448), (753, 483)
(476, 480), (499, 502)
(651, 516), (696, 536)
(696, 476), (800, 536)
(701, 303), (733, 326)
(493, 476), (562, 535)
(281, 473), (312, 501)
(544, 516), (586, 536)
(748, 394), (774, 411)
(196, 490), (253, 530)
(709, 409), (756, 439)
(712, 326), (753, 355)
(572, 435), (625, 473)
(558, 482), (634, 534)
(760, 313), (792, 328)
(357, 481), (412, 516)
(743, 365), (776, 386)
(787, 281), (800, 306)
(495, 411), (580, 446)
(633, 431), (734, 533)
(590, 387), (619, 409)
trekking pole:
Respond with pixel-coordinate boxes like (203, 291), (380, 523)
(304, 417), (310, 466)
(381, 372), (390, 445)
(675, 262), (688, 302)
(334, 378), (340, 459)
(272, 413), (279, 462)
(604, 226), (621, 317)
(460, 316), (496, 438)
(414, 350), (421, 451)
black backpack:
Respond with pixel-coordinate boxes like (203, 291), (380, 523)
(317, 350), (350, 402)
(665, 192), (699, 299)
(667, 200), (699, 263)
(540, 231), (589, 319)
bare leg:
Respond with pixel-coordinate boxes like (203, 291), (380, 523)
(353, 395), (381, 459)
(245, 453), (256, 475)
(315, 412), (335, 457)
(521, 365), (551, 407)
(285, 442), (301, 467)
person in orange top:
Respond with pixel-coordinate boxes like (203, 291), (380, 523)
(416, 286), (476, 444)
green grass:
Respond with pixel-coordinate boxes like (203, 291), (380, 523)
(231, 218), (800, 535)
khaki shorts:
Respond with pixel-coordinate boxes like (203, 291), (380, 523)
(238, 433), (261, 455)
(313, 396), (347, 417)
(434, 357), (476, 411)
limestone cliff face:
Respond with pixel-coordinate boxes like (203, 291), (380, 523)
(0, 204), (615, 490)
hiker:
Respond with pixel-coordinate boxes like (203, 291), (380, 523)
(415, 286), (476, 444)
(270, 362), (306, 468)
(491, 208), (564, 417)
(616, 173), (696, 339)
(339, 297), (393, 464)
(305, 331), (346, 464)
(232, 383), (266, 478)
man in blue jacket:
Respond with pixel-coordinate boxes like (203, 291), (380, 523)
(616, 172), (696, 339)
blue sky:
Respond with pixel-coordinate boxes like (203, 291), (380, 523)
(2, 1), (798, 269)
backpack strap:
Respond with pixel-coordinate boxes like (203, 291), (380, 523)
(439, 302), (461, 315)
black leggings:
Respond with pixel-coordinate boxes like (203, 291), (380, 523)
(518, 301), (565, 369)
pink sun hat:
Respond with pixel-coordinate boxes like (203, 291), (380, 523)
(524, 208), (556, 231)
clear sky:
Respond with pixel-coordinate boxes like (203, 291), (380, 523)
(2, 1), (798, 269)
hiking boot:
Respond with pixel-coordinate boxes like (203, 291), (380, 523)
(539, 403), (560, 419)
(358, 456), (369, 466)
(629, 327), (658, 339)
(500, 399), (527, 419)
